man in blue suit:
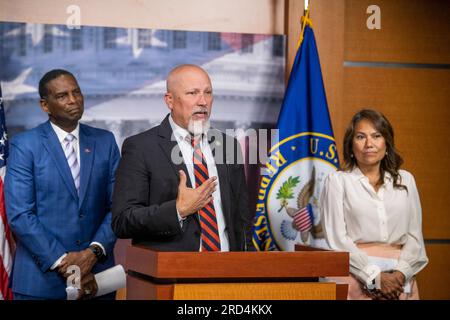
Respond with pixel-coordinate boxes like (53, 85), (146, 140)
(5, 69), (119, 299)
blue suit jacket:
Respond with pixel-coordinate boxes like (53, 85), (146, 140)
(5, 121), (119, 299)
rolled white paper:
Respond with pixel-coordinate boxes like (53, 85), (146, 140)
(66, 286), (79, 300)
(94, 264), (126, 297)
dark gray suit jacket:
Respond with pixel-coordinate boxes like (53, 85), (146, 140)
(112, 115), (253, 251)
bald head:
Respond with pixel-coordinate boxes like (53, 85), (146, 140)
(166, 64), (211, 93)
(164, 64), (213, 134)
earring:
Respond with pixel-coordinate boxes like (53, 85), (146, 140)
(386, 151), (388, 156)
(350, 154), (354, 158)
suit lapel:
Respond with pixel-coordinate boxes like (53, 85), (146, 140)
(157, 116), (234, 228)
(40, 121), (78, 202)
(79, 124), (95, 208)
(157, 115), (192, 188)
(158, 115), (197, 227)
(216, 163), (231, 226)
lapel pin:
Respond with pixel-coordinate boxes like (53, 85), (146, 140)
(84, 148), (91, 153)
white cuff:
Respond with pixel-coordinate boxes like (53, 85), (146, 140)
(51, 253), (67, 270)
(363, 264), (381, 289)
(90, 242), (106, 256)
(176, 207), (186, 227)
(395, 260), (413, 282)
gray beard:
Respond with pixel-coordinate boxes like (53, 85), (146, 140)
(188, 118), (210, 136)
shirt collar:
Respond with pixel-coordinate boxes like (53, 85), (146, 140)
(348, 166), (393, 184)
(168, 115), (208, 145)
(50, 121), (80, 143)
(348, 166), (365, 181)
(168, 114), (191, 143)
(383, 171), (393, 183)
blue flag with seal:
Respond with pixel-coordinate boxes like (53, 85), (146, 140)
(252, 10), (339, 251)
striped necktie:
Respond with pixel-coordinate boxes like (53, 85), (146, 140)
(192, 136), (221, 251)
(64, 133), (80, 193)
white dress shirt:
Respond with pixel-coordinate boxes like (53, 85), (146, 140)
(169, 115), (230, 251)
(51, 122), (80, 164)
(49, 122), (106, 269)
(320, 167), (428, 284)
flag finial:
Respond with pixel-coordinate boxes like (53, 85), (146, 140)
(297, 5), (313, 49)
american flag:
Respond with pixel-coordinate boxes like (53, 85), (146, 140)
(0, 85), (14, 300)
(293, 207), (312, 232)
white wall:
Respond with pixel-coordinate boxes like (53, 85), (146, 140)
(0, 0), (284, 34)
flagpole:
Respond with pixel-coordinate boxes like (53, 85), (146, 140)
(297, 0), (313, 50)
(252, 1), (339, 251)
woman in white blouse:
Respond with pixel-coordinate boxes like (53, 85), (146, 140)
(321, 109), (428, 300)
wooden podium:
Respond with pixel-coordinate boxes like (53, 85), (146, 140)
(126, 245), (349, 300)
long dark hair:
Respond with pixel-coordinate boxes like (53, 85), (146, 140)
(342, 109), (406, 190)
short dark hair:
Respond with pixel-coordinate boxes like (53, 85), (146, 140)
(38, 69), (76, 98)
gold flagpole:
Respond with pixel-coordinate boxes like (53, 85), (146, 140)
(297, 0), (313, 49)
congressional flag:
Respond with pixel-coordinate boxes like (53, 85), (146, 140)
(252, 9), (339, 251)
(0, 85), (14, 300)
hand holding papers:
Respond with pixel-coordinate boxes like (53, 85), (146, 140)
(66, 264), (126, 300)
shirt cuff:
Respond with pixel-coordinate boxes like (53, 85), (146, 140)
(353, 264), (381, 287)
(51, 253), (67, 270)
(176, 207), (186, 227)
(395, 260), (414, 282)
(90, 242), (106, 256)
